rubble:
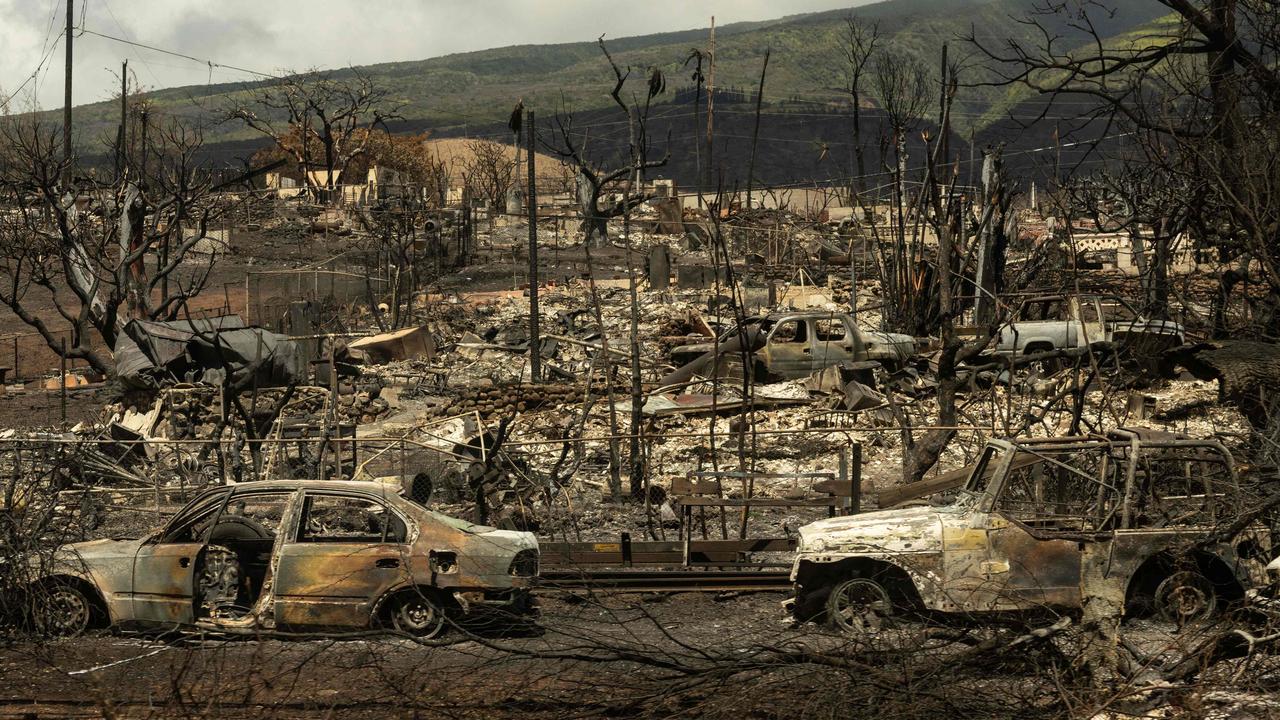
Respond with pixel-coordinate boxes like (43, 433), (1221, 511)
(347, 325), (437, 364)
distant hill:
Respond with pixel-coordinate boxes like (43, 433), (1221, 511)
(53, 0), (1169, 186)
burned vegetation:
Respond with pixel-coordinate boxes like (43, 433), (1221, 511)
(2, 1), (1280, 718)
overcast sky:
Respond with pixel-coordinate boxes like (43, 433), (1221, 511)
(1, 0), (869, 111)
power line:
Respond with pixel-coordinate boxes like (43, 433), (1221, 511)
(79, 27), (278, 80)
(2, 0), (64, 106)
(97, 0), (162, 90)
(3, 30), (65, 107)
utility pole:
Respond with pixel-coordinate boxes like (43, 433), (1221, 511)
(60, 337), (67, 427)
(62, 0), (73, 185)
(746, 48), (770, 211)
(139, 108), (149, 187)
(705, 16), (715, 196)
(526, 109), (540, 383)
(938, 44), (949, 169)
(115, 60), (127, 182)
(974, 147), (1000, 325)
(133, 108), (150, 319)
(968, 128), (975, 192)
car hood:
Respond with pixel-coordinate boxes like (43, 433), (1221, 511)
(450, 527), (539, 579)
(27, 537), (144, 579)
(58, 537), (144, 561)
(798, 504), (945, 554)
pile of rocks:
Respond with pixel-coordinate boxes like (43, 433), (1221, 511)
(141, 381), (395, 439)
(162, 387), (220, 438)
(335, 379), (392, 424)
(439, 382), (600, 420)
(262, 383), (392, 425)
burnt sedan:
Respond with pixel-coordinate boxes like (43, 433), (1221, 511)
(29, 480), (539, 637)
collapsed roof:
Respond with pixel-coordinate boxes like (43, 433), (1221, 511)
(114, 315), (306, 391)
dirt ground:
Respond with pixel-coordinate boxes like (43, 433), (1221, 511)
(0, 593), (1245, 720)
(0, 592), (797, 719)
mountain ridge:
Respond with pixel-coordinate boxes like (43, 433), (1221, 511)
(41, 0), (1169, 185)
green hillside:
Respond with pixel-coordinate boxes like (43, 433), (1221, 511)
(57, 0), (1167, 153)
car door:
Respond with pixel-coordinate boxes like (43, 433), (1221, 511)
(939, 445), (1021, 612)
(762, 317), (815, 378)
(1007, 298), (1070, 353)
(130, 490), (228, 625)
(811, 314), (857, 369)
(272, 490), (413, 628)
(980, 447), (1118, 610)
(202, 490), (296, 618)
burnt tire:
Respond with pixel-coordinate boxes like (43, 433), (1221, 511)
(37, 583), (94, 637)
(1154, 570), (1217, 627)
(825, 577), (895, 634)
(386, 591), (447, 638)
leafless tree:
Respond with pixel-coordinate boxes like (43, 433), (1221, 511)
(0, 112), (229, 375)
(460, 139), (516, 211)
(352, 203), (438, 331)
(227, 68), (397, 199)
(1066, 162), (1197, 319)
(872, 49), (931, 187)
(839, 16), (881, 199)
(869, 49), (933, 335)
(546, 38), (670, 246)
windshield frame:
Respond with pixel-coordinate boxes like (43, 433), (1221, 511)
(962, 441), (1019, 512)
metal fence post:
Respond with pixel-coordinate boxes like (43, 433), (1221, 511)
(59, 336), (67, 426)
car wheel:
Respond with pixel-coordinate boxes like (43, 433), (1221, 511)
(825, 577), (894, 634)
(388, 591), (447, 638)
(39, 583), (93, 637)
(1154, 570), (1217, 626)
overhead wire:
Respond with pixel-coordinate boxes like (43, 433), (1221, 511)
(98, 0), (163, 90)
(79, 28), (278, 80)
(4, 29), (64, 107)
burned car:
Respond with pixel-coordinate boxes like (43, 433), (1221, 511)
(977, 294), (1184, 368)
(27, 479), (538, 637)
(665, 311), (916, 384)
(791, 429), (1270, 633)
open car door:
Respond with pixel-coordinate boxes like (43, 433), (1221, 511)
(130, 489), (229, 626)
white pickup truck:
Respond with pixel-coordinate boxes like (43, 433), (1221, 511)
(983, 294), (1184, 361)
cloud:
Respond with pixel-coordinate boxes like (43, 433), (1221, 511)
(1, 0), (865, 111)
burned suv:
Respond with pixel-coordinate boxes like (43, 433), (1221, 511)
(666, 311), (916, 383)
(792, 429), (1270, 632)
(27, 480), (538, 637)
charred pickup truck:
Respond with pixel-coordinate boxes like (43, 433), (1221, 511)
(973, 294), (1184, 367)
(664, 311), (916, 385)
(791, 429), (1271, 633)
(23, 479), (538, 637)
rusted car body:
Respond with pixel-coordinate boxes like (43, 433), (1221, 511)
(30, 480), (538, 637)
(666, 311), (916, 384)
(791, 429), (1270, 632)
